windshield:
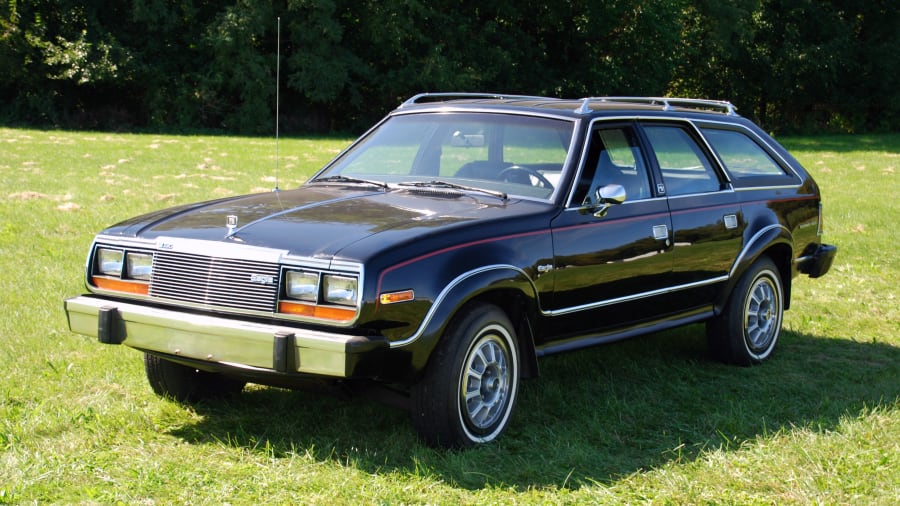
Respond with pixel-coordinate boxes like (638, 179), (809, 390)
(314, 112), (575, 200)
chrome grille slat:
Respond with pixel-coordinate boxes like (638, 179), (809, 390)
(149, 251), (279, 312)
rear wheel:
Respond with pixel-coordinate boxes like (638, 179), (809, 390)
(707, 257), (784, 365)
(411, 303), (520, 448)
(144, 353), (245, 403)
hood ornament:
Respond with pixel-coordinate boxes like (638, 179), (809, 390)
(226, 215), (238, 234)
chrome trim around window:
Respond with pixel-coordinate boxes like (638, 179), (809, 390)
(691, 119), (803, 181)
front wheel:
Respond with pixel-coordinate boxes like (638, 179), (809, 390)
(144, 353), (245, 403)
(707, 257), (784, 365)
(411, 304), (520, 448)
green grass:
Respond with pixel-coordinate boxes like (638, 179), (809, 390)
(1, 128), (898, 504)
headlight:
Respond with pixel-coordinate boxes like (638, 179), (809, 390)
(96, 248), (124, 276)
(285, 270), (319, 302)
(91, 246), (150, 296)
(323, 275), (358, 306)
(126, 252), (153, 281)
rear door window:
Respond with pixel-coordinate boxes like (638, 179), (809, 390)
(642, 125), (723, 196)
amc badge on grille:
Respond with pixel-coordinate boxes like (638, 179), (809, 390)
(249, 273), (275, 285)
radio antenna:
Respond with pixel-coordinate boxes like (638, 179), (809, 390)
(274, 16), (281, 192)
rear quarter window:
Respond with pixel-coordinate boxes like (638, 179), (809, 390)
(700, 127), (799, 186)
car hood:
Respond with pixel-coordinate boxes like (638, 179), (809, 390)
(101, 185), (551, 260)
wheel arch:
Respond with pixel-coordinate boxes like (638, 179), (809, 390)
(466, 288), (541, 380)
(720, 225), (794, 313)
(406, 265), (541, 381)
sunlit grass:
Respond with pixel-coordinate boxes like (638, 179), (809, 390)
(1, 128), (897, 503)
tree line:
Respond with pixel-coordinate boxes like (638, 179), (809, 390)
(1, 0), (897, 135)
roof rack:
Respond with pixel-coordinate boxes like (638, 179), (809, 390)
(400, 92), (551, 108)
(576, 96), (738, 116)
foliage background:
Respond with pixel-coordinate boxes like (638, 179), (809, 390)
(1, 0), (898, 135)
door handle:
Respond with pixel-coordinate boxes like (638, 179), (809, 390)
(652, 224), (668, 241)
(652, 224), (671, 247)
(724, 214), (738, 229)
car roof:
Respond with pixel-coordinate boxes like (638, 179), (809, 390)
(396, 93), (740, 120)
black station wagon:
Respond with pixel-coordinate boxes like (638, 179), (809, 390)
(65, 94), (836, 447)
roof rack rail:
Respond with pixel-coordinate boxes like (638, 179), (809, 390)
(400, 92), (551, 108)
(576, 96), (738, 116)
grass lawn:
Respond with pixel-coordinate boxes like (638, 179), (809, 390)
(1, 128), (898, 504)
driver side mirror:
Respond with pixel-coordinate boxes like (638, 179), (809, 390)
(583, 183), (626, 218)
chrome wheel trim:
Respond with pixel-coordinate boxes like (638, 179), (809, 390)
(743, 272), (782, 353)
(458, 324), (517, 439)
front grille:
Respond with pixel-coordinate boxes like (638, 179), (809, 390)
(149, 251), (280, 312)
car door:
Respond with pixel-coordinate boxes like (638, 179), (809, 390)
(639, 121), (744, 311)
(546, 122), (673, 339)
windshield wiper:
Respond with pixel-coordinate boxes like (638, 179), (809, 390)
(398, 180), (508, 200)
(312, 175), (389, 190)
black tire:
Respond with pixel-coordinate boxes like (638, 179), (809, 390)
(144, 353), (245, 403)
(707, 257), (784, 366)
(411, 303), (520, 448)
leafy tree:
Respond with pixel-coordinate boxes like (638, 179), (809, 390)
(0, 0), (897, 132)
(675, 0), (898, 132)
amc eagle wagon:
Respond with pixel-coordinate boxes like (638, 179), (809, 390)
(65, 94), (836, 447)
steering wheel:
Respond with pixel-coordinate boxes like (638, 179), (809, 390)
(497, 165), (553, 189)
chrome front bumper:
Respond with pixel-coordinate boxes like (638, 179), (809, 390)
(64, 295), (388, 378)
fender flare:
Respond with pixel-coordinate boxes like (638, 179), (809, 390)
(393, 264), (541, 378)
(717, 224), (794, 312)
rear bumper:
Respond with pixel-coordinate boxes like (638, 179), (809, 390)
(798, 243), (837, 278)
(64, 295), (388, 378)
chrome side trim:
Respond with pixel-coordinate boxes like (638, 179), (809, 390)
(536, 309), (715, 357)
(390, 262), (732, 349)
(542, 275), (729, 317)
